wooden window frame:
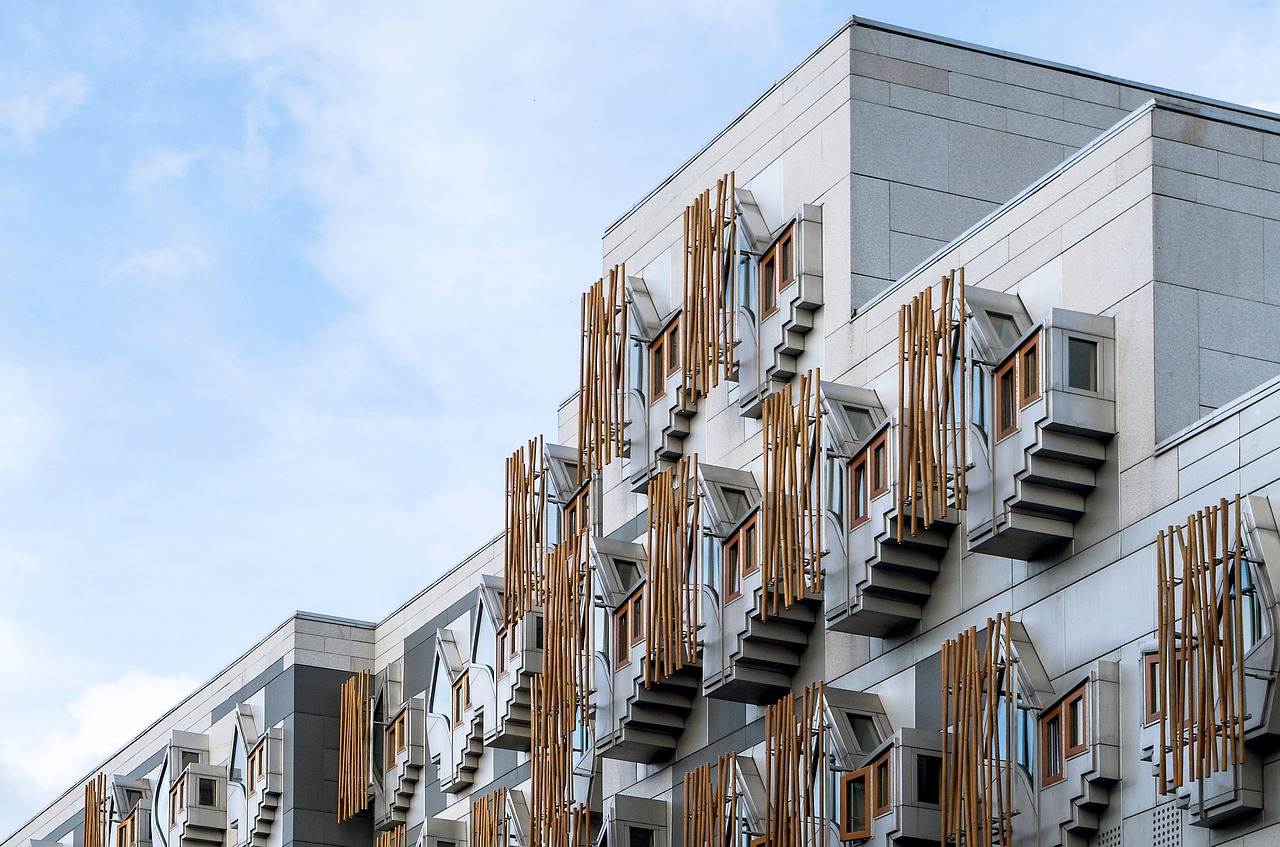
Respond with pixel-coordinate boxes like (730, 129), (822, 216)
(872, 750), (893, 818)
(168, 775), (186, 828)
(759, 224), (796, 319)
(723, 513), (759, 602)
(247, 739), (267, 794)
(1040, 709), (1063, 786)
(839, 767), (872, 841)
(650, 334), (666, 400)
(1143, 652), (1160, 725)
(614, 604), (631, 667)
(1019, 334), (1040, 408)
(116, 811), (136, 847)
(665, 320), (680, 377)
(850, 454), (868, 528)
(1063, 684), (1087, 758)
(996, 357), (1018, 441)
(868, 431), (889, 499)
(630, 589), (645, 645)
(386, 710), (407, 769)
(725, 532), (742, 601)
(451, 674), (470, 729)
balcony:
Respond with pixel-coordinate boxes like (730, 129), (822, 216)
(839, 729), (943, 845)
(967, 309), (1115, 560)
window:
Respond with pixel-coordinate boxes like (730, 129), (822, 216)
(995, 331), (1042, 440)
(872, 751), (892, 817)
(1041, 711), (1063, 785)
(1143, 653), (1160, 725)
(987, 312), (1021, 347)
(665, 320), (680, 376)
(825, 450), (846, 529)
(614, 603), (631, 667)
(650, 334), (666, 400)
(1067, 338), (1098, 391)
(917, 754), (942, 806)
(169, 775), (185, 826)
(760, 224), (796, 319)
(247, 740), (267, 793)
(452, 674), (470, 728)
(724, 513), (758, 601)
(116, 812), (136, 847)
(631, 589), (645, 644)
(628, 828), (655, 847)
(839, 767), (872, 841)
(386, 711), (407, 769)
(972, 366), (987, 436)
(197, 778), (215, 807)
(1041, 682), (1087, 786)
(1019, 335), (1040, 407)
(849, 430), (889, 527)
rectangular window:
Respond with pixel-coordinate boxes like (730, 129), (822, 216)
(1064, 685), (1087, 757)
(825, 451), (845, 529)
(387, 711), (407, 769)
(631, 591), (645, 644)
(870, 434), (888, 498)
(615, 606), (631, 667)
(1041, 711), (1063, 785)
(779, 230), (794, 290)
(725, 536), (741, 600)
(665, 321), (680, 376)
(1144, 653), (1160, 725)
(169, 776), (185, 826)
(1067, 337), (1098, 392)
(762, 255), (777, 316)
(743, 516), (758, 574)
(917, 754), (942, 806)
(116, 814), (135, 847)
(650, 335), (666, 400)
(873, 752), (892, 817)
(996, 359), (1018, 440)
(839, 767), (872, 841)
(247, 740), (267, 794)
(1020, 336), (1040, 407)
(452, 674), (470, 728)
(851, 458), (868, 526)
(760, 223), (795, 318)
(197, 778), (216, 808)
(628, 828), (654, 847)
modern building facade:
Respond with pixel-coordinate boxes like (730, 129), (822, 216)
(9, 16), (1280, 847)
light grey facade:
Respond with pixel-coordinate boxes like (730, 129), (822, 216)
(9, 16), (1280, 847)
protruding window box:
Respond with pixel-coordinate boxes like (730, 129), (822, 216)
(702, 507), (820, 704)
(967, 309), (1115, 560)
(380, 698), (425, 825)
(244, 727), (283, 846)
(168, 765), (226, 847)
(1036, 663), (1120, 844)
(593, 545), (706, 767)
(113, 804), (149, 847)
(486, 608), (543, 751)
(601, 795), (668, 847)
(839, 729), (942, 845)
(825, 421), (960, 639)
(739, 204), (824, 417)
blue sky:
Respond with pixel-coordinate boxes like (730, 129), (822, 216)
(1, 0), (1278, 836)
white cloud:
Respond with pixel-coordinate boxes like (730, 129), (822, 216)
(127, 148), (203, 191)
(108, 243), (208, 282)
(0, 72), (91, 147)
(2, 670), (198, 795)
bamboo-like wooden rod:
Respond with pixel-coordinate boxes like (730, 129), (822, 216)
(941, 613), (1012, 847)
(762, 682), (824, 847)
(337, 669), (371, 823)
(471, 788), (509, 847)
(504, 436), (548, 629)
(578, 264), (629, 482)
(896, 270), (968, 542)
(1155, 495), (1248, 795)
(83, 773), (108, 847)
(679, 173), (737, 408)
(375, 824), (406, 847)
(760, 370), (824, 620)
(645, 455), (701, 685)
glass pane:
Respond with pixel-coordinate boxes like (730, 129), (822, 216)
(917, 755), (941, 805)
(1068, 697), (1083, 748)
(853, 464), (867, 520)
(726, 541), (740, 594)
(988, 311), (1020, 346)
(1068, 338), (1098, 391)
(744, 523), (758, 572)
(848, 715), (881, 752)
(1045, 716), (1062, 776)
(872, 443), (886, 492)
(846, 775), (867, 830)
(198, 779), (215, 807)
(1000, 369), (1016, 431)
(1021, 344), (1038, 400)
(781, 236), (793, 284)
(629, 828), (654, 847)
(847, 407), (874, 441)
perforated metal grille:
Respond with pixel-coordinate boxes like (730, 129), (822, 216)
(1095, 824), (1121, 847)
(1153, 802), (1182, 847)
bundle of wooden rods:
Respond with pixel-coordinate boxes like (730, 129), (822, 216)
(83, 773), (108, 847)
(337, 669), (372, 822)
(684, 753), (740, 847)
(764, 681), (826, 847)
(470, 788), (508, 847)
(896, 269), (968, 542)
(375, 824), (406, 847)
(941, 613), (1013, 847)
(1155, 494), (1248, 794)
(681, 172), (737, 406)
(504, 436), (547, 627)
(644, 454), (700, 687)
(529, 529), (592, 847)
(761, 370), (824, 620)
(577, 264), (629, 482)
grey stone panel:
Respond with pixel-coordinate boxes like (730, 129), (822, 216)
(851, 49), (949, 94)
(1061, 95), (1128, 130)
(851, 100), (950, 192)
(853, 27), (1011, 81)
(1153, 107), (1266, 160)
(948, 72), (1064, 118)
(889, 231), (946, 279)
(1152, 137), (1219, 178)
(287, 713), (329, 813)
(211, 658), (286, 724)
(946, 121), (1069, 202)
(851, 174), (891, 283)
(1200, 350), (1280, 411)
(913, 650), (943, 733)
(401, 588), (478, 697)
(852, 273), (892, 312)
(888, 182), (995, 242)
(1154, 197), (1266, 301)
(1198, 291), (1280, 357)
(1267, 219), (1280, 305)
(887, 82), (1008, 133)
(1153, 282), (1200, 441)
